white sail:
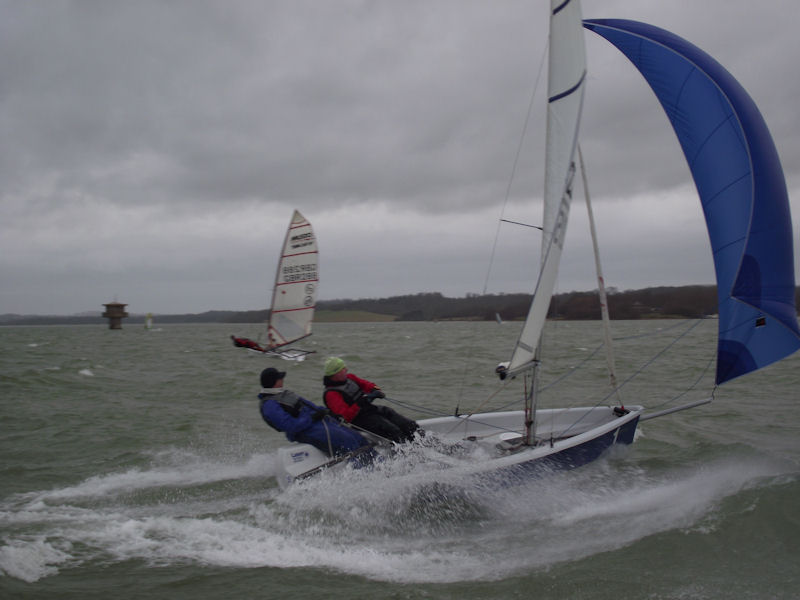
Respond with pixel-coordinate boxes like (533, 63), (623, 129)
(506, 0), (586, 376)
(266, 210), (319, 349)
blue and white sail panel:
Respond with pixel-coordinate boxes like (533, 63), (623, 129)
(507, 0), (587, 375)
(583, 18), (800, 385)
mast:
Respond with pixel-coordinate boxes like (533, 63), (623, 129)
(578, 145), (621, 401)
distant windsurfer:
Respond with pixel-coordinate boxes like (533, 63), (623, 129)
(231, 335), (266, 352)
(258, 367), (374, 461)
(322, 357), (420, 444)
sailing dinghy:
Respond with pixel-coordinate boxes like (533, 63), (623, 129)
(274, 1), (800, 487)
(233, 210), (319, 361)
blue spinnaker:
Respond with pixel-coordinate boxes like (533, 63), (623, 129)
(583, 19), (800, 384)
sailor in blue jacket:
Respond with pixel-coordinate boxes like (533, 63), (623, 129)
(258, 367), (372, 458)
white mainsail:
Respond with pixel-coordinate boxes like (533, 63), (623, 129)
(266, 210), (319, 349)
(506, 0), (586, 376)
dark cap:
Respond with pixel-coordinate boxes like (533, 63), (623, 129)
(260, 367), (286, 388)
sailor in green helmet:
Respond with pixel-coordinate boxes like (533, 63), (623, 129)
(322, 357), (420, 444)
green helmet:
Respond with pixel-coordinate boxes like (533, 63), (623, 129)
(324, 356), (346, 377)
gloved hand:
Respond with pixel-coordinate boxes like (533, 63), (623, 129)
(311, 408), (331, 422)
(365, 389), (385, 401)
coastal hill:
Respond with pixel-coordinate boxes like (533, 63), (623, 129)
(2, 284), (782, 326)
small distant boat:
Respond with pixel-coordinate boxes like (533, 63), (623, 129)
(144, 313), (153, 330)
(233, 210), (319, 361)
(274, 2), (800, 487)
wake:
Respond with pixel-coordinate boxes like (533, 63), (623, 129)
(0, 446), (792, 584)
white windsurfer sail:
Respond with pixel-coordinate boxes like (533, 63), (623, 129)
(233, 210), (319, 361)
(266, 210), (318, 354)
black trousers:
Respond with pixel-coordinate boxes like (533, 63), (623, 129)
(352, 405), (418, 443)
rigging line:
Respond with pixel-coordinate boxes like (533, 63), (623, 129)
(482, 40), (548, 298)
(585, 347), (714, 426)
(539, 343), (604, 393)
(384, 396), (449, 417)
(489, 342), (606, 412)
(489, 318), (708, 415)
(443, 378), (517, 435)
(460, 376), (515, 418)
(500, 218), (543, 230)
(612, 318), (707, 342)
(613, 318), (705, 394)
(322, 419), (334, 457)
(643, 353), (716, 411)
(555, 318), (706, 439)
(343, 420), (395, 446)
(454, 37), (549, 409)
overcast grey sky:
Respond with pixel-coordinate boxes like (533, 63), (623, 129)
(2, 0), (799, 315)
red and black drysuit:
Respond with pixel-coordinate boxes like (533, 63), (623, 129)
(323, 373), (419, 444)
(231, 335), (266, 352)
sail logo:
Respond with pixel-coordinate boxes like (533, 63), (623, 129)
(290, 450), (310, 463)
(290, 232), (314, 250)
(552, 162), (576, 250)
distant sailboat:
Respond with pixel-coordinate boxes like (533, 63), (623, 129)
(232, 210), (319, 361)
(144, 313), (153, 330)
(274, 2), (800, 486)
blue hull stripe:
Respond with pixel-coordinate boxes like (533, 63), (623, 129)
(476, 416), (640, 486)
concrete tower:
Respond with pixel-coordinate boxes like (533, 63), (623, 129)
(102, 302), (128, 329)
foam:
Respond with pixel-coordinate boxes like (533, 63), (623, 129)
(0, 538), (71, 583)
(34, 451), (276, 501)
(0, 450), (790, 584)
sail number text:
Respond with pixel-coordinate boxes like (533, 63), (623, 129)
(282, 263), (317, 282)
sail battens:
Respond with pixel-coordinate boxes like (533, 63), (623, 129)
(552, 0), (573, 16)
(517, 341), (534, 354)
(275, 280), (316, 286)
(549, 70), (586, 103)
(284, 251), (316, 258)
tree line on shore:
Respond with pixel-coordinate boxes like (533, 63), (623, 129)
(6, 284), (795, 326)
(314, 285), (723, 322)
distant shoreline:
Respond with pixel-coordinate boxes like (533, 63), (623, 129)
(1, 284), (769, 326)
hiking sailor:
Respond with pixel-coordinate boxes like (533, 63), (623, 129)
(322, 357), (420, 444)
(258, 367), (372, 458)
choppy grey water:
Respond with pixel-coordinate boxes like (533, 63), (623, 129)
(1, 320), (798, 599)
